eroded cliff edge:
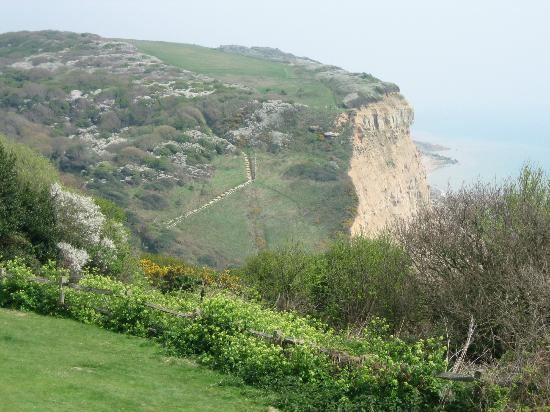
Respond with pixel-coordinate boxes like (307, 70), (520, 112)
(341, 94), (429, 236)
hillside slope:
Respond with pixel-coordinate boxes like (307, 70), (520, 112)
(0, 31), (428, 266)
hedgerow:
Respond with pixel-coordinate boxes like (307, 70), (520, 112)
(0, 258), (458, 411)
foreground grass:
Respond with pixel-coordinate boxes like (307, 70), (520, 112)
(0, 308), (270, 411)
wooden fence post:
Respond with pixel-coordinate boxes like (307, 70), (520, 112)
(58, 276), (68, 306)
(200, 279), (205, 303)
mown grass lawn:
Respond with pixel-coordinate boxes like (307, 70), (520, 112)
(0, 308), (271, 411)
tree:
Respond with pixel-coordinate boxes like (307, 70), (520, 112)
(0, 140), (58, 263)
(0, 144), (19, 238)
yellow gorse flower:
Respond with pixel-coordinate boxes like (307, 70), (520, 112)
(139, 259), (241, 292)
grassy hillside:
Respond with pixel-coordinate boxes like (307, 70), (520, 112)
(0, 308), (269, 411)
(131, 40), (338, 108)
(0, 31), (360, 267)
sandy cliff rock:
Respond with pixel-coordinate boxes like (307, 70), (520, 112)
(343, 94), (429, 236)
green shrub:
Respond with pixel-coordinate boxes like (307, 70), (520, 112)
(0, 144), (21, 239)
(94, 197), (127, 223)
(242, 236), (414, 330)
(0, 258), (60, 314)
(0, 138), (58, 264)
(0, 137), (136, 280)
(241, 244), (319, 312)
(319, 237), (414, 329)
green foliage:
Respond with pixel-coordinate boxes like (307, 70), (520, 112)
(94, 196), (127, 223)
(241, 244), (318, 312)
(97, 219), (136, 282)
(0, 143), (19, 238)
(0, 135), (59, 190)
(320, 236), (413, 328)
(0, 259), (450, 411)
(0, 138), (58, 264)
(141, 252), (188, 267)
(0, 135), (135, 279)
(0, 258), (60, 313)
(242, 236), (413, 330)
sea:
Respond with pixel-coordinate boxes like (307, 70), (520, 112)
(413, 108), (550, 192)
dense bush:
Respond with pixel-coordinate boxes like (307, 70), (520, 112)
(320, 237), (415, 329)
(0, 258), (455, 411)
(0, 136), (134, 279)
(396, 166), (549, 359)
(0, 137), (58, 264)
(51, 182), (133, 280)
(240, 244), (317, 312)
(241, 237), (415, 330)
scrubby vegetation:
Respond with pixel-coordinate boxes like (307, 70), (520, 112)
(239, 165), (550, 410)
(2, 130), (547, 408)
(0, 135), (57, 265)
(241, 236), (413, 330)
(0, 31), (361, 267)
(1, 30), (548, 410)
(396, 166), (549, 357)
(0, 136), (134, 279)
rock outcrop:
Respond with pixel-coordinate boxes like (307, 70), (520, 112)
(343, 94), (429, 236)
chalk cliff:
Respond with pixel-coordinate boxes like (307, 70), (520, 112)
(342, 95), (429, 236)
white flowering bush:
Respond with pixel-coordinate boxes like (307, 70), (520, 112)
(51, 183), (105, 246)
(57, 242), (89, 281)
(51, 183), (131, 279)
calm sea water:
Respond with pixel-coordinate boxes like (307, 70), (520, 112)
(413, 108), (550, 191)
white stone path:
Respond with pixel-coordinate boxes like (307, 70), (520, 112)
(165, 153), (253, 228)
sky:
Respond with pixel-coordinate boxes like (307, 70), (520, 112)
(2, 0), (549, 183)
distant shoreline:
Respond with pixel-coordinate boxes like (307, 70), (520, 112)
(414, 140), (458, 173)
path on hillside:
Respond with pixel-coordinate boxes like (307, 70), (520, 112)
(166, 153), (254, 228)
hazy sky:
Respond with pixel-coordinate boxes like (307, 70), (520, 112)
(2, 0), (550, 146)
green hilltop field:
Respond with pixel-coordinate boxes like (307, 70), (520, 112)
(130, 40), (339, 108)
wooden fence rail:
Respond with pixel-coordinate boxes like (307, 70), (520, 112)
(0, 270), (481, 379)
(143, 302), (201, 319)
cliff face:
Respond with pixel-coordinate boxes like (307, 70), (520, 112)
(343, 95), (429, 236)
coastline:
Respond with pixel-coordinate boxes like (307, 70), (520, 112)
(414, 134), (549, 195)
